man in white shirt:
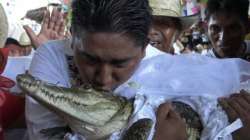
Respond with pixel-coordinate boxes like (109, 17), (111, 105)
(25, 0), (250, 140)
(205, 0), (250, 139)
(26, 0), (187, 140)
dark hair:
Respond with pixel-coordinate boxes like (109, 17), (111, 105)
(5, 38), (21, 47)
(206, 0), (249, 24)
(71, 0), (152, 47)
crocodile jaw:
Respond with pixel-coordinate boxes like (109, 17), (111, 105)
(16, 74), (133, 139)
(17, 74), (124, 125)
(16, 74), (41, 94)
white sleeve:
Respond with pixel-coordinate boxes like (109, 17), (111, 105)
(25, 42), (69, 140)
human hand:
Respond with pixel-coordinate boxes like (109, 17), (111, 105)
(23, 7), (66, 48)
(153, 102), (187, 140)
(219, 90), (250, 140)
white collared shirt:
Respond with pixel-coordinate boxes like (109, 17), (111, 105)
(26, 39), (250, 140)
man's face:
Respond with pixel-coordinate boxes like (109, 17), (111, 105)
(73, 32), (145, 91)
(5, 44), (32, 56)
(149, 25), (177, 53)
(149, 18), (178, 54)
(207, 13), (247, 58)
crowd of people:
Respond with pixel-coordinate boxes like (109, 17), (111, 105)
(0, 0), (250, 140)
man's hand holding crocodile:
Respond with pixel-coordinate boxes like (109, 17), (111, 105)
(219, 90), (250, 140)
(153, 102), (187, 140)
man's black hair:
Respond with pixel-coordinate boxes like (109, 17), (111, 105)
(206, 0), (249, 24)
(5, 38), (21, 47)
(71, 0), (152, 47)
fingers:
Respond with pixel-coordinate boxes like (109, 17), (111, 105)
(45, 7), (65, 39)
(54, 11), (64, 33)
(58, 19), (66, 38)
(23, 25), (38, 47)
(154, 102), (187, 140)
(220, 91), (250, 123)
(157, 102), (183, 121)
(219, 92), (250, 140)
(240, 90), (250, 104)
(41, 10), (50, 31)
(167, 109), (182, 120)
(156, 102), (171, 121)
(227, 97), (248, 119)
(232, 94), (250, 111)
(48, 8), (57, 29)
(219, 98), (238, 122)
(49, 7), (64, 32)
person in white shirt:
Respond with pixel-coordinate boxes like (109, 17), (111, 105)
(205, 0), (250, 139)
(25, 0), (250, 140)
(26, 0), (187, 140)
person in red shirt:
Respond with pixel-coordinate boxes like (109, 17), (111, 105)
(0, 4), (26, 140)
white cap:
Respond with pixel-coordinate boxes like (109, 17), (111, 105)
(0, 3), (8, 48)
(19, 32), (31, 46)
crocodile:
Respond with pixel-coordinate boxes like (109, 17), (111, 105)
(16, 73), (153, 140)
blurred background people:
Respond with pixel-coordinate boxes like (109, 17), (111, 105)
(0, 4), (25, 140)
(4, 37), (32, 57)
(0, 1), (68, 139)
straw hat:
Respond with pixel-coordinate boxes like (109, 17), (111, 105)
(149, 0), (200, 29)
(0, 4), (8, 48)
